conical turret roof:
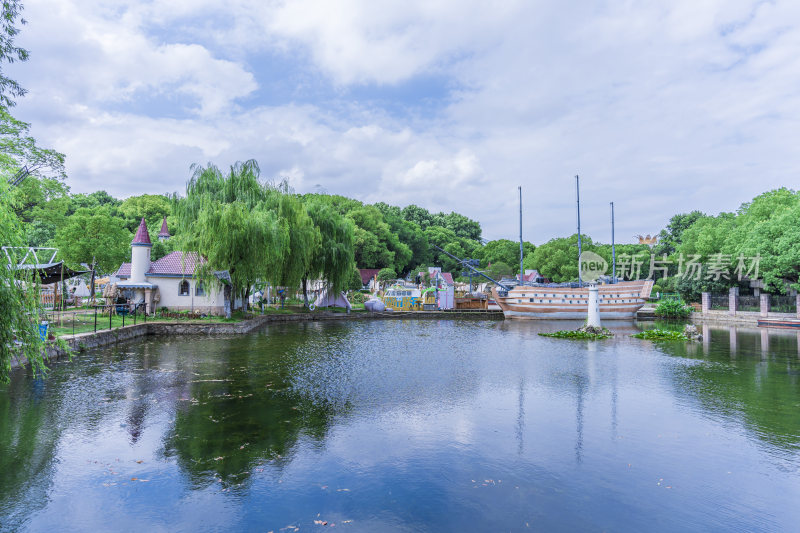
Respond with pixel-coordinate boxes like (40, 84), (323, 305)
(158, 216), (170, 238)
(132, 217), (152, 245)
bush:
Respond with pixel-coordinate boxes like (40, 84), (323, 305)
(348, 291), (367, 304)
(654, 298), (692, 318)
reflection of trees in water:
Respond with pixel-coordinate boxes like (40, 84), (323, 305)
(162, 326), (337, 488)
(0, 370), (63, 526)
(660, 326), (800, 451)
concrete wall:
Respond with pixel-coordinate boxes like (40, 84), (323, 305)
(152, 277), (225, 314)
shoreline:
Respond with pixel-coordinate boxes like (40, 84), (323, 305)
(10, 310), (504, 374)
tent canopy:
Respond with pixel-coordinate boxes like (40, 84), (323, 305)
(313, 288), (351, 310)
(15, 262), (89, 285)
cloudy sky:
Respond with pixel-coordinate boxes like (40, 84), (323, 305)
(9, 0), (800, 242)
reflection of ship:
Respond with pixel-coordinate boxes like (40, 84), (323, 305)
(491, 280), (653, 320)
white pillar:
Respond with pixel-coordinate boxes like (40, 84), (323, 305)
(587, 284), (601, 328)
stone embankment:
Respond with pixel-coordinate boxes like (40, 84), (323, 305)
(13, 310), (504, 372)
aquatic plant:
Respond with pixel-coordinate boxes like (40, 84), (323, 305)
(632, 329), (688, 341)
(538, 328), (612, 340)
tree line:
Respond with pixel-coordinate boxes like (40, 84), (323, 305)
(527, 188), (800, 300)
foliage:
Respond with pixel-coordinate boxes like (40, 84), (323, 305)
(304, 199), (355, 292)
(653, 298), (693, 318)
(348, 266), (364, 291)
(0, 0), (28, 108)
(118, 194), (172, 232)
(632, 329), (688, 341)
(175, 160), (289, 307)
(474, 239), (534, 270)
(538, 329), (612, 340)
(0, 181), (46, 382)
(53, 207), (130, 272)
(485, 261), (512, 280)
(347, 204), (410, 271)
(377, 267), (396, 282)
(266, 191), (319, 290)
(0, 108), (66, 181)
(653, 211), (705, 256)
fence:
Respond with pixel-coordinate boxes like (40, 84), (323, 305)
(770, 295), (796, 314)
(737, 295), (760, 312)
(710, 295), (729, 310)
(42, 303), (148, 337)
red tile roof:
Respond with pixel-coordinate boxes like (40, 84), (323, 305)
(157, 216), (170, 238)
(148, 251), (204, 276)
(115, 262), (131, 278)
(113, 252), (205, 279)
(359, 268), (381, 285)
(132, 218), (151, 245)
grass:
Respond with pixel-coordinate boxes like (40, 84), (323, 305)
(47, 310), (247, 337)
(631, 329), (688, 341)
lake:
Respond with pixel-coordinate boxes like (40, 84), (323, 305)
(1, 319), (799, 532)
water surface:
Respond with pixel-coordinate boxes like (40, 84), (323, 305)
(1, 319), (799, 532)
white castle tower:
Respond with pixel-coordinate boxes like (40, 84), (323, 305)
(130, 217), (152, 283)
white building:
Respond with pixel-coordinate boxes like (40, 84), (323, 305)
(114, 218), (231, 315)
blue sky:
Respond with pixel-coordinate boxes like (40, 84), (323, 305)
(8, 0), (800, 242)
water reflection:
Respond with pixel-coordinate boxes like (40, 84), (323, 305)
(650, 321), (800, 452)
(0, 319), (798, 531)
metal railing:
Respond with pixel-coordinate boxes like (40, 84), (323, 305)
(769, 295), (796, 314)
(710, 295), (729, 310)
(42, 303), (148, 337)
(737, 295), (760, 312)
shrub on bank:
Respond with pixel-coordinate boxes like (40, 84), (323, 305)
(654, 298), (693, 318)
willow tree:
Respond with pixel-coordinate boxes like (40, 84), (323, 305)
(1, 182), (46, 382)
(264, 190), (319, 305)
(174, 160), (288, 309)
(303, 199), (355, 305)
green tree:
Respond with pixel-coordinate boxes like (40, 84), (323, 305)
(175, 160), (290, 309)
(53, 207), (130, 273)
(0, 181), (46, 381)
(375, 202), (430, 271)
(118, 194), (172, 232)
(485, 261), (512, 280)
(347, 205), (411, 272)
(304, 199), (355, 297)
(524, 234), (589, 283)
(377, 267), (396, 290)
(0, 0), (27, 108)
(440, 211), (482, 241)
(475, 239), (535, 269)
(401, 204), (433, 229)
(653, 211), (705, 256)
(266, 191), (319, 304)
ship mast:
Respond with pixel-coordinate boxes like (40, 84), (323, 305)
(610, 201), (616, 281)
(576, 175), (582, 287)
(518, 186), (524, 286)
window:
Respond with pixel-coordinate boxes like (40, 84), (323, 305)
(179, 280), (190, 296)
(195, 282), (205, 296)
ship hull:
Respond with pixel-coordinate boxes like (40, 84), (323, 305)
(492, 280), (654, 320)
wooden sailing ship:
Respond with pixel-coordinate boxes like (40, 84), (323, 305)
(491, 279), (653, 319)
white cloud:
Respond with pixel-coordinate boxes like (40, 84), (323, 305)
(8, 0), (800, 242)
